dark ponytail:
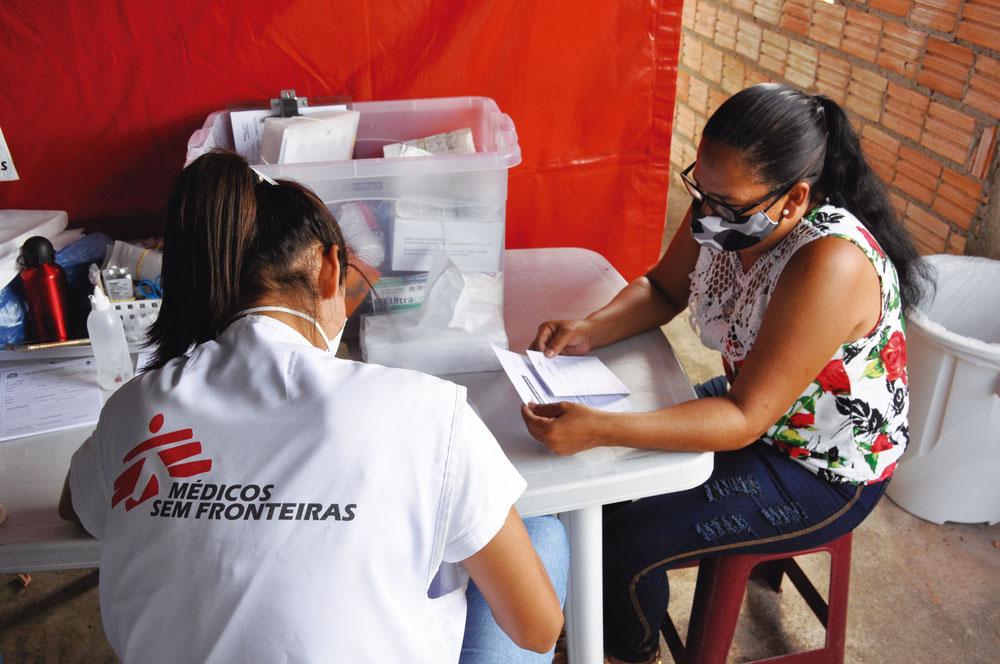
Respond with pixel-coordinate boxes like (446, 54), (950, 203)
(702, 83), (931, 312)
(148, 151), (348, 370)
(812, 96), (930, 312)
(147, 152), (258, 370)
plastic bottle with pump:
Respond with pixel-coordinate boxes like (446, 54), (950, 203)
(87, 284), (134, 390)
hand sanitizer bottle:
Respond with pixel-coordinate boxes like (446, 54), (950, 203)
(87, 284), (135, 390)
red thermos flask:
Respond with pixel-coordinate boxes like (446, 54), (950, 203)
(18, 236), (70, 342)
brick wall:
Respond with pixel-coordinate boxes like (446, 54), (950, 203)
(670, 0), (1000, 257)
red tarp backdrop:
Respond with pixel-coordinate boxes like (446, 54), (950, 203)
(0, 1), (681, 279)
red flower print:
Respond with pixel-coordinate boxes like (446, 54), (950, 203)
(880, 331), (908, 384)
(773, 439), (811, 458)
(788, 413), (815, 428)
(857, 226), (886, 258)
(870, 434), (893, 453)
(875, 461), (898, 482)
(816, 359), (850, 394)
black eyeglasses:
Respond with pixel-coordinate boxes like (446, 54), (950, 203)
(680, 162), (796, 223)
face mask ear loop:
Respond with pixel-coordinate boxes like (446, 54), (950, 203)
(234, 306), (342, 353)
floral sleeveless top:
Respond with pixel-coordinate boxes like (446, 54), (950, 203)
(688, 205), (908, 484)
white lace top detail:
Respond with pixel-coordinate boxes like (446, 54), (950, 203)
(688, 220), (823, 359)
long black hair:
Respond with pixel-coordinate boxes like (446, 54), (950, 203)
(147, 151), (347, 370)
(702, 83), (931, 312)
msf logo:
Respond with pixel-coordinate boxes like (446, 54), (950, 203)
(111, 413), (213, 511)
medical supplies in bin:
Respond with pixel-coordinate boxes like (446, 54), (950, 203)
(187, 96), (521, 374)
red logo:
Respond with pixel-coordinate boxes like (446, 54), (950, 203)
(111, 413), (213, 511)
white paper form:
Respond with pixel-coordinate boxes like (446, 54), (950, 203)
(490, 345), (640, 463)
(491, 345), (631, 412)
(0, 358), (102, 442)
(526, 349), (629, 397)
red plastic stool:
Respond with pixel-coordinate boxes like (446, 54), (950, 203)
(660, 531), (853, 664)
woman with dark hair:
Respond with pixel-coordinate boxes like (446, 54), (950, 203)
(59, 152), (565, 663)
(521, 83), (930, 663)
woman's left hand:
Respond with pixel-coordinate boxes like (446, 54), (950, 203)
(520, 402), (610, 455)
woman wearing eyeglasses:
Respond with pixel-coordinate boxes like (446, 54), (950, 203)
(521, 83), (931, 663)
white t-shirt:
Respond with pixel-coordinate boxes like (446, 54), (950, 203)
(69, 315), (526, 664)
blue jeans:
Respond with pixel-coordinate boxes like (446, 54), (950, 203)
(602, 377), (888, 662)
(460, 515), (570, 664)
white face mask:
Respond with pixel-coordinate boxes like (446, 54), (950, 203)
(237, 306), (344, 353)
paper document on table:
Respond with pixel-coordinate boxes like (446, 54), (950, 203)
(525, 349), (630, 397)
(0, 358), (102, 442)
(491, 345), (632, 412)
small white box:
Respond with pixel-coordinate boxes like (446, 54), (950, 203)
(259, 110), (360, 165)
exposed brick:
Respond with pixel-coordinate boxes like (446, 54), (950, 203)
(934, 168), (984, 230)
(701, 43), (724, 84)
(780, 0), (813, 35)
(682, 33), (702, 73)
(688, 76), (711, 117)
(956, 0), (1000, 50)
(894, 146), (942, 204)
(884, 83), (931, 142)
(889, 192), (909, 218)
(946, 232), (967, 255)
(870, 0), (913, 16)
(694, 2), (717, 40)
(670, 136), (685, 168)
(676, 71), (690, 105)
(758, 29), (789, 76)
(920, 101), (977, 164)
(910, 0), (961, 33)
(876, 22), (925, 79)
(715, 8), (739, 52)
(967, 56), (1000, 120)
(905, 203), (950, 253)
(816, 51), (852, 105)
(786, 41), (818, 89)
(681, 140), (698, 168)
(722, 54), (745, 95)
(809, 1), (848, 49)
(682, 0), (696, 31)
(736, 18), (763, 62)
(674, 102), (698, 144)
(743, 66), (772, 87)
(932, 196), (978, 229)
(708, 88), (728, 115)
(917, 38), (975, 100)
(970, 126), (998, 180)
(732, 0), (755, 15)
(842, 9), (882, 64)
(753, 0), (782, 25)
(862, 124), (901, 182)
(846, 68), (888, 123)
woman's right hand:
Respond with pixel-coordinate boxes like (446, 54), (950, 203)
(530, 319), (598, 357)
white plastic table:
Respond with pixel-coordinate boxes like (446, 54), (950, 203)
(445, 248), (713, 663)
(0, 247), (713, 663)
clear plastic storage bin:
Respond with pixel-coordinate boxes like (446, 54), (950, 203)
(186, 97), (520, 309)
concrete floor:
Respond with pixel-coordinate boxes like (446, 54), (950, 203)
(2, 192), (998, 662)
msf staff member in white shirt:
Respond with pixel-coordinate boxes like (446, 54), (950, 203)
(59, 152), (565, 663)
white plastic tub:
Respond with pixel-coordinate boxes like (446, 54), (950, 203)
(886, 254), (1000, 524)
